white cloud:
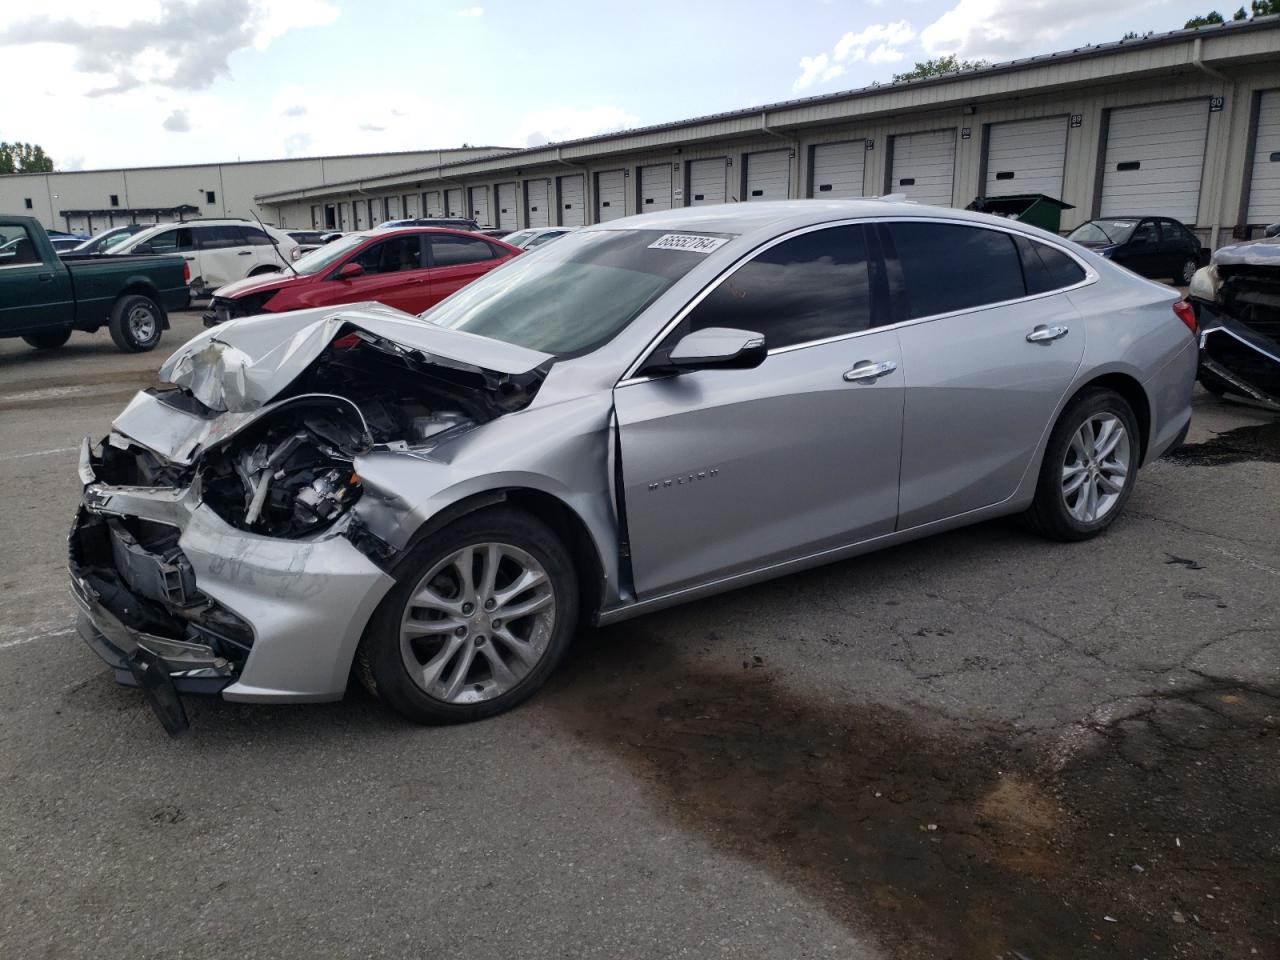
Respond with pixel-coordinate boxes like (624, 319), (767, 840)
(794, 20), (916, 91)
(0, 0), (339, 95)
(162, 109), (191, 132)
(920, 0), (1158, 60)
(455, 6), (484, 16)
(513, 106), (640, 148)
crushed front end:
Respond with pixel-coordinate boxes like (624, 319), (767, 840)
(1192, 240), (1280, 409)
(69, 306), (552, 733)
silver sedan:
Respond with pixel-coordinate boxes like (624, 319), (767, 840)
(70, 200), (1197, 730)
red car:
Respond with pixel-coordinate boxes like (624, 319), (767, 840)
(203, 228), (520, 326)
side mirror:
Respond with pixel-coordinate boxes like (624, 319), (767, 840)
(336, 262), (364, 280)
(663, 327), (767, 372)
(132, 242), (154, 255)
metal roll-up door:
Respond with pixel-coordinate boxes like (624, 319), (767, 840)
(811, 141), (865, 198)
(444, 188), (463, 217)
(1247, 90), (1280, 224)
(425, 190), (443, 217)
(596, 170), (625, 221)
(403, 194), (418, 218)
(353, 202), (364, 229)
(984, 117), (1067, 198)
(745, 150), (790, 201)
(890, 130), (956, 207)
(1100, 100), (1209, 222)
(688, 158), (728, 205)
(558, 174), (585, 226)
(497, 183), (518, 229)
(526, 178), (551, 227)
(469, 186), (491, 227)
(639, 164), (673, 211)
(385, 196), (400, 219)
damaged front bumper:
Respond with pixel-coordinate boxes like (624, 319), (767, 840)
(72, 427), (396, 729)
(1195, 301), (1280, 411)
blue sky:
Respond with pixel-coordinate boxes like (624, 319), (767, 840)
(0, 0), (1231, 170)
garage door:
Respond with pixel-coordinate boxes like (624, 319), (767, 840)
(1100, 99), (1209, 223)
(469, 186), (490, 227)
(811, 141), (865, 198)
(639, 164), (673, 211)
(890, 130), (956, 207)
(444, 189), (463, 217)
(745, 150), (790, 201)
(497, 182), (518, 230)
(984, 117), (1067, 198)
(688, 158), (728, 205)
(559, 174), (585, 226)
(424, 190), (443, 217)
(385, 196), (400, 219)
(526, 179), (551, 227)
(403, 194), (418, 218)
(597, 170), (625, 221)
(1247, 90), (1280, 224)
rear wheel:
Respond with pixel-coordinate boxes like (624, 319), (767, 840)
(108, 294), (163, 352)
(1178, 257), (1198, 286)
(22, 328), (71, 350)
(1021, 387), (1140, 542)
(356, 507), (578, 724)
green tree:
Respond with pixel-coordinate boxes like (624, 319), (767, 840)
(1233, 6), (1248, 18)
(1184, 10), (1226, 27)
(1250, 0), (1276, 14)
(892, 54), (990, 83)
(0, 142), (55, 174)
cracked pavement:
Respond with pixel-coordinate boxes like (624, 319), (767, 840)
(1, 313), (1277, 958)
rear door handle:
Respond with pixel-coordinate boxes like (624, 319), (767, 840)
(844, 359), (897, 383)
(237, 250), (252, 256)
(37, 273), (53, 282)
(1026, 325), (1069, 343)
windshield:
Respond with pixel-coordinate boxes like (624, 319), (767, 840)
(424, 229), (728, 356)
(1068, 220), (1136, 245)
(502, 230), (534, 247)
(290, 233), (369, 275)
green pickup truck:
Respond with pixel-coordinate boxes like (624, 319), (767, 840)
(0, 216), (190, 353)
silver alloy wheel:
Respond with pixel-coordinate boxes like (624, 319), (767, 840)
(128, 304), (158, 344)
(1181, 258), (1198, 285)
(1061, 413), (1130, 523)
(399, 542), (556, 704)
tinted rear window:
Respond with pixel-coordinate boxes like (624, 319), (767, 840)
(1015, 235), (1086, 295)
(887, 222), (1024, 319)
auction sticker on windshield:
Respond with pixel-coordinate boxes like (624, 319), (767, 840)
(648, 234), (730, 253)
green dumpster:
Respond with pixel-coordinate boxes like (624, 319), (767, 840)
(965, 194), (1074, 233)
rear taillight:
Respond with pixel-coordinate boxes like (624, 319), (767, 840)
(1172, 299), (1196, 335)
(183, 262), (190, 284)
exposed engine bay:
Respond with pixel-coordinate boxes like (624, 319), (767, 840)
(91, 326), (546, 539)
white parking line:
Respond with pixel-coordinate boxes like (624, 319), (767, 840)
(0, 446), (79, 462)
(0, 620), (75, 651)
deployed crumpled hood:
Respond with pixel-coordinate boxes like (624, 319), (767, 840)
(212, 271), (296, 300)
(1211, 235), (1280, 268)
(160, 302), (553, 413)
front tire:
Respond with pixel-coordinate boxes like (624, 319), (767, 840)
(1178, 257), (1198, 286)
(1021, 387), (1140, 542)
(108, 294), (163, 352)
(22, 328), (72, 350)
(356, 507), (579, 724)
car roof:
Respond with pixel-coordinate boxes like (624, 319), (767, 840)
(577, 198), (1064, 239)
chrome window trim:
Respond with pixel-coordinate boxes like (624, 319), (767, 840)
(617, 215), (1098, 386)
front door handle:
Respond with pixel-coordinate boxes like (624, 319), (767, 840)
(237, 250), (252, 256)
(37, 273), (53, 282)
(844, 359), (897, 383)
(1026, 325), (1069, 343)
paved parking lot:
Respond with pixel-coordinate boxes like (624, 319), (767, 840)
(1, 309), (1277, 959)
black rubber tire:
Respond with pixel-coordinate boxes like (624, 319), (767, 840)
(22, 328), (72, 350)
(355, 506), (579, 725)
(1020, 387), (1141, 542)
(1178, 258), (1198, 286)
(108, 294), (163, 353)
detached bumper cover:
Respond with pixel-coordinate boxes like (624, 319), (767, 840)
(73, 438), (396, 704)
(1196, 302), (1280, 410)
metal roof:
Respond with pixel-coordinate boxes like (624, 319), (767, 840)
(257, 15), (1280, 203)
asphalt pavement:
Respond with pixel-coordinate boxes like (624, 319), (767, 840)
(1, 309), (1277, 959)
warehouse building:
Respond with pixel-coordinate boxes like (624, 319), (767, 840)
(259, 17), (1280, 248)
(0, 147), (507, 235)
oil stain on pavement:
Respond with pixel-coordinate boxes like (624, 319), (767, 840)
(549, 630), (1280, 959)
(1164, 419), (1280, 466)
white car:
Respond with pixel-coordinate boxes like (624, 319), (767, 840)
(500, 226), (576, 250)
(110, 220), (297, 296)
